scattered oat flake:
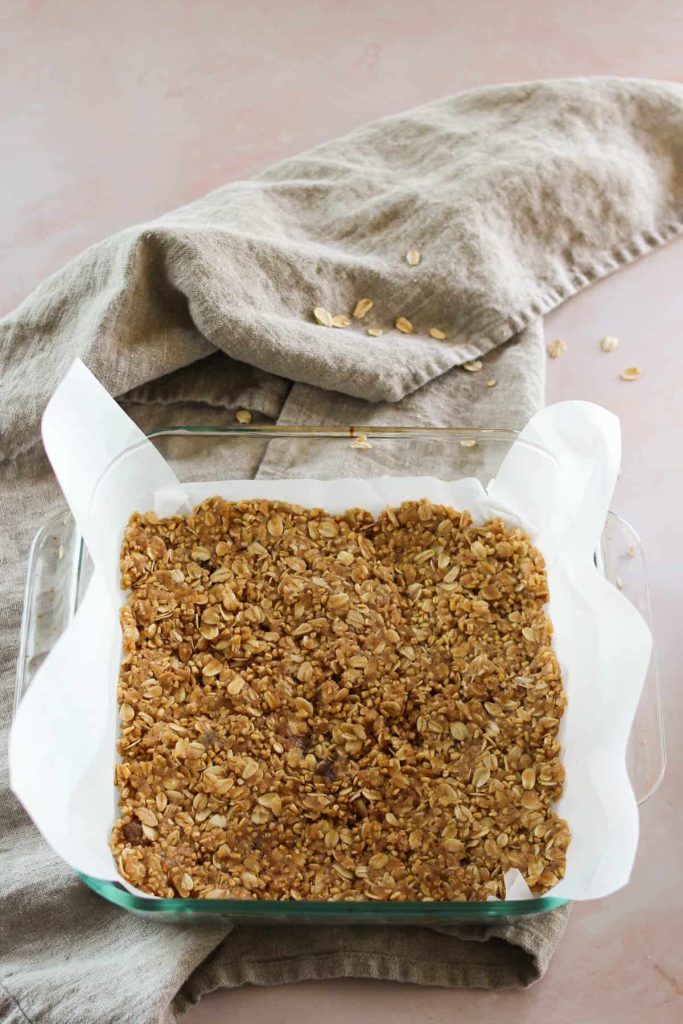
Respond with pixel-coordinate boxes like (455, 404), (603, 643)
(547, 339), (567, 359)
(460, 438), (477, 448)
(429, 328), (447, 340)
(406, 249), (421, 266)
(395, 317), (414, 334)
(331, 314), (350, 328)
(620, 366), (641, 381)
(353, 298), (374, 319)
(235, 409), (252, 424)
(351, 433), (373, 450)
(463, 360), (483, 373)
(486, 379), (497, 388)
(615, 575), (624, 591)
(313, 306), (333, 327)
(627, 544), (637, 558)
(600, 335), (619, 353)
(367, 327), (384, 337)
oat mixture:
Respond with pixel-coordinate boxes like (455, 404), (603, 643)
(111, 498), (569, 901)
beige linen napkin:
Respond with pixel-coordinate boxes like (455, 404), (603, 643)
(1, 77), (682, 1024)
(1, 76), (681, 464)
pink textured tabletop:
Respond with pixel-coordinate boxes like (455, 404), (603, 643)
(2, 1), (681, 1021)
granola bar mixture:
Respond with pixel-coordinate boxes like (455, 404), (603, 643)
(111, 498), (569, 901)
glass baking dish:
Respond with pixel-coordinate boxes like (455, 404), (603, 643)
(15, 425), (665, 923)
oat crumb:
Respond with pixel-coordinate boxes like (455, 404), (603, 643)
(313, 307), (333, 327)
(547, 339), (567, 359)
(353, 299), (374, 320)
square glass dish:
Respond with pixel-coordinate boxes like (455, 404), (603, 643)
(15, 426), (665, 923)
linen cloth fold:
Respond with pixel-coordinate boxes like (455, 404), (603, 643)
(1, 76), (681, 463)
(1, 77), (681, 1024)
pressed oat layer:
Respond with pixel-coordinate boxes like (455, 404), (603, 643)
(111, 498), (569, 901)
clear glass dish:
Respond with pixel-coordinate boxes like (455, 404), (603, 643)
(15, 426), (665, 923)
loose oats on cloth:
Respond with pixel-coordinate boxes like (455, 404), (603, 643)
(0, 77), (682, 1024)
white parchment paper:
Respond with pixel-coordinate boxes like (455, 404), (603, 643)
(9, 360), (652, 900)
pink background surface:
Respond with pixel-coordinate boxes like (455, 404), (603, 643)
(2, 1), (681, 1020)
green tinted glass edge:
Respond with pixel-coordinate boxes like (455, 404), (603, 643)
(78, 873), (566, 918)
